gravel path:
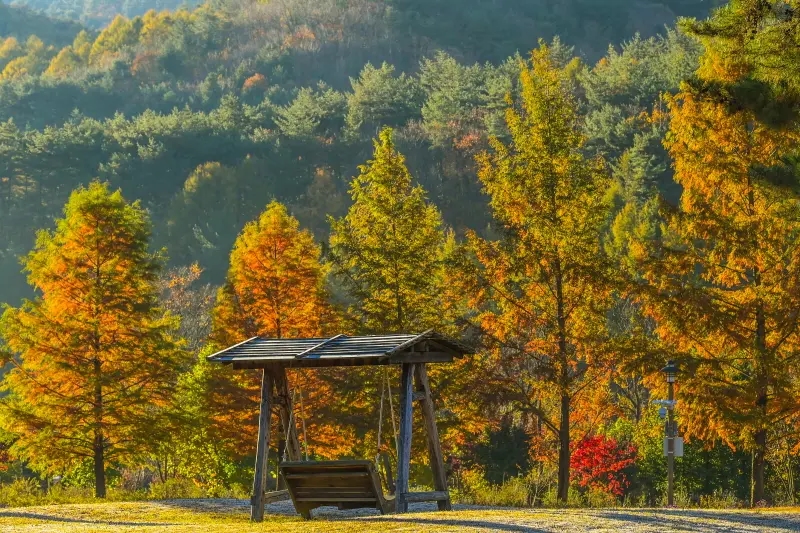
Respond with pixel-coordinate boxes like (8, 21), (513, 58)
(166, 498), (800, 531)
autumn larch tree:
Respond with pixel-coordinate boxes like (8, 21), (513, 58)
(457, 45), (614, 502)
(327, 127), (481, 459)
(634, 0), (800, 505)
(0, 182), (185, 498)
(209, 201), (344, 458)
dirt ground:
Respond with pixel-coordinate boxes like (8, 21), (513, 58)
(1, 499), (799, 532)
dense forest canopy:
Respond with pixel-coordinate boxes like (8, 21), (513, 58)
(6, 0), (800, 510)
(0, 0), (709, 305)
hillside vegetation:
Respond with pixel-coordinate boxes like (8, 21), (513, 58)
(0, 0), (703, 303)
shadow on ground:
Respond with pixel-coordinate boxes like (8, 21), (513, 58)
(358, 515), (549, 532)
(0, 510), (175, 527)
(589, 509), (800, 533)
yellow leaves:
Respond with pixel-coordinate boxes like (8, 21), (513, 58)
(44, 47), (82, 78)
(636, 52), (800, 456)
(0, 37), (20, 70)
(696, 46), (751, 84)
(460, 44), (614, 462)
(89, 15), (141, 66)
(329, 127), (448, 334)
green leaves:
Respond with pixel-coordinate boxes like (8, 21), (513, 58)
(329, 127), (447, 333)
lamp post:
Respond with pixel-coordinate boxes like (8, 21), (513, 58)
(662, 360), (679, 507)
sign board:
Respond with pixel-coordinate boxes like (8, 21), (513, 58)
(663, 437), (684, 457)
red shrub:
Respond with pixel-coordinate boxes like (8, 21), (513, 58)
(570, 435), (636, 496)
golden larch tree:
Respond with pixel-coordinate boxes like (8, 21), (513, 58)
(327, 128), (482, 463)
(641, 74), (800, 508)
(632, 0), (800, 505)
(328, 127), (449, 334)
(457, 45), (614, 502)
(209, 201), (347, 458)
(0, 182), (185, 498)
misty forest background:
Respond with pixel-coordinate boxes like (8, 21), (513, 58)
(2, 0), (800, 509)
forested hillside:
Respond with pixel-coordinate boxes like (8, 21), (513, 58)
(0, 0), (708, 305)
(0, 2), (84, 45)
(9, 0), (724, 42)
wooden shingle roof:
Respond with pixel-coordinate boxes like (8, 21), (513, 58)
(207, 330), (473, 369)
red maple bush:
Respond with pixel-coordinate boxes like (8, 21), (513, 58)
(570, 435), (636, 496)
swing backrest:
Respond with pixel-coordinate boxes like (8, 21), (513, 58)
(280, 460), (395, 519)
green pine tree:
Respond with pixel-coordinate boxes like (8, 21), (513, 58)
(329, 127), (449, 334)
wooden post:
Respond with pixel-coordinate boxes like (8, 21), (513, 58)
(251, 369), (274, 522)
(275, 369), (301, 461)
(381, 453), (396, 494)
(414, 363), (451, 511)
(396, 362), (415, 513)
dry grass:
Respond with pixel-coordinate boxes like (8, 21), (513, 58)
(1, 499), (799, 532)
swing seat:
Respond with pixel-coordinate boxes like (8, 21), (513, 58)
(280, 460), (395, 519)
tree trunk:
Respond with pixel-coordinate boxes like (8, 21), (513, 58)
(752, 428), (767, 505)
(752, 299), (767, 506)
(554, 256), (571, 504)
(93, 430), (106, 498)
(557, 394), (570, 503)
(93, 357), (106, 498)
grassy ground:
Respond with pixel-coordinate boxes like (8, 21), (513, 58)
(1, 499), (799, 532)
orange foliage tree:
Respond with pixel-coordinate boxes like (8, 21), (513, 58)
(636, 82), (800, 507)
(208, 201), (348, 460)
(628, 0), (800, 505)
(0, 182), (186, 497)
(455, 45), (614, 502)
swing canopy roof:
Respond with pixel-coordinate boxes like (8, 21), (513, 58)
(207, 330), (473, 369)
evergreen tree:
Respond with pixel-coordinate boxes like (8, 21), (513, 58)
(328, 127), (448, 334)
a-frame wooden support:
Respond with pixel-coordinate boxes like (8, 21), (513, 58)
(252, 362), (451, 521)
(414, 363), (451, 510)
(275, 368), (302, 462)
(395, 362), (451, 513)
(251, 368), (300, 522)
(251, 369), (274, 522)
(396, 363), (415, 512)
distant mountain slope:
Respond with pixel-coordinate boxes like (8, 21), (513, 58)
(384, 0), (723, 61)
(7, 0), (724, 58)
(0, 2), (85, 46)
(9, 0), (201, 28)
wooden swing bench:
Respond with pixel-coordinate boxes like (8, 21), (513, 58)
(280, 460), (395, 518)
(207, 331), (473, 522)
